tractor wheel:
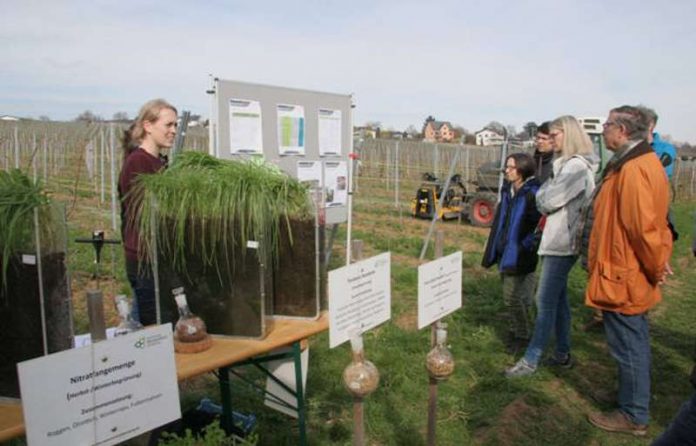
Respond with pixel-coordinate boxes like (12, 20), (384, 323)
(469, 192), (497, 227)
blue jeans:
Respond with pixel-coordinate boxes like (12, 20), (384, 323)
(651, 391), (696, 445)
(603, 311), (651, 425)
(523, 255), (576, 366)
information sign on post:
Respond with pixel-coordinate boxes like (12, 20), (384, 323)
(328, 252), (391, 348)
(417, 251), (463, 329)
(18, 325), (180, 446)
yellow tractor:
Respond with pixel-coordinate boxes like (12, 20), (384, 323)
(410, 171), (498, 227)
(410, 173), (467, 221)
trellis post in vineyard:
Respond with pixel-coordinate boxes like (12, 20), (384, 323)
(14, 126), (19, 169)
(109, 124), (118, 233)
(100, 128), (105, 204)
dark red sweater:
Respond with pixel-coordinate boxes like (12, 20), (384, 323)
(118, 148), (164, 261)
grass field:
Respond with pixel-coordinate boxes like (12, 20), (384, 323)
(169, 176), (695, 446)
(2, 138), (695, 445)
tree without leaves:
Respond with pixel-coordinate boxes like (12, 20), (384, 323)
(484, 121), (505, 134)
(112, 111), (129, 122)
(523, 121), (538, 138)
(75, 110), (103, 122)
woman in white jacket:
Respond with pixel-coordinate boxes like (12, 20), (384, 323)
(506, 115), (599, 377)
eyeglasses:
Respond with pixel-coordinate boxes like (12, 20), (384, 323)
(603, 121), (619, 128)
(535, 135), (551, 141)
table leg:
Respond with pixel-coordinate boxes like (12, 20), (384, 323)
(293, 341), (307, 446)
(218, 366), (233, 434)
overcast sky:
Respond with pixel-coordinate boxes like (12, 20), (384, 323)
(2, 0), (695, 142)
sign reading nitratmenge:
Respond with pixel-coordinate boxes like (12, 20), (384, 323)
(18, 324), (180, 446)
(328, 252), (391, 348)
(418, 251), (462, 329)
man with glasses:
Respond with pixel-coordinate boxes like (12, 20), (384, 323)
(533, 121), (554, 184)
(585, 105), (672, 436)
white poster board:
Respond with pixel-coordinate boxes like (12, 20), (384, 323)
(229, 98), (263, 154)
(276, 104), (305, 155)
(296, 160), (323, 187)
(417, 251), (463, 329)
(18, 325), (180, 446)
(324, 161), (348, 207)
(318, 108), (342, 156)
(328, 252), (391, 348)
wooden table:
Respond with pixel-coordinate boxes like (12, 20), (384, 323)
(0, 401), (23, 443)
(0, 313), (329, 444)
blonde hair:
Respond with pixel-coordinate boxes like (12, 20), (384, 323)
(550, 115), (593, 158)
(128, 99), (177, 146)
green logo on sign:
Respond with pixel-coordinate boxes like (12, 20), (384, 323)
(134, 338), (145, 349)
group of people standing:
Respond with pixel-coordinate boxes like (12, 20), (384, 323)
(482, 106), (692, 441)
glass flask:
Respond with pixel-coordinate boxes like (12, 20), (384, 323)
(426, 327), (455, 380)
(173, 287), (209, 343)
(113, 295), (143, 337)
(342, 334), (379, 398)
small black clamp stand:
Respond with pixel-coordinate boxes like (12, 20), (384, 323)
(75, 230), (121, 343)
(75, 230), (121, 285)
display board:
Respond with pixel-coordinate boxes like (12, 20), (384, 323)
(211, 79), (353, 224)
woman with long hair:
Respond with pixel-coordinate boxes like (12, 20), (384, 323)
(505, 115), (599, 377)
(118, 99), (177, 325)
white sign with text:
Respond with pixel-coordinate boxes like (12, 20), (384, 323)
(328, 252), (391, 348)
(18, 324), (180, 446)
(418, 251), (463, 329)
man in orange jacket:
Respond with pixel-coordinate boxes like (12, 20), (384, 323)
(585, 105), (673, 436)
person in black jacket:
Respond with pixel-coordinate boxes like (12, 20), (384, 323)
(482, 153), (542, 354)
(533, 122), (554, 185)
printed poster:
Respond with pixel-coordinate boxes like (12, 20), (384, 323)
(277, 104), (305, 155)
(229, 99), (263, 154)
(296, 161), (323, 188)
(324, 161), (348, 206)
(318, 108), (342, 156)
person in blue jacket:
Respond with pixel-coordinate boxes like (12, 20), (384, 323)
(482, 153), (542, 354)
(638, 106), (677, 179)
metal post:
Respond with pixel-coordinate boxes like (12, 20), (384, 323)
(109, 124), (118, 232)
(100, 129), (105, 204)
(86, 289), (107, 342)
(42, 136), (48, 181)
(419, 151), (460, 261)
(433, 144), (439, 178)
(350, 240), (365, 446)
(218, 366), (233, 432)
(346, 153), (358, 266)
(385, 144), (391, 190)
(14, 126), (19, 169)
(427, 231), (445, 446)
(394, 141), (400, 207)
(465, 146), (471, 185)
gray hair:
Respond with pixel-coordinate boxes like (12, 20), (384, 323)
(636, 105), (658, 127)
(610, 105), (649, 140)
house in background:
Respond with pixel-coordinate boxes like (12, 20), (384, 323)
(353, 126), (378, 140)
(475, 128), (504, 146)
(422, 117), (455, 142)
(0, 115), (20, 121)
